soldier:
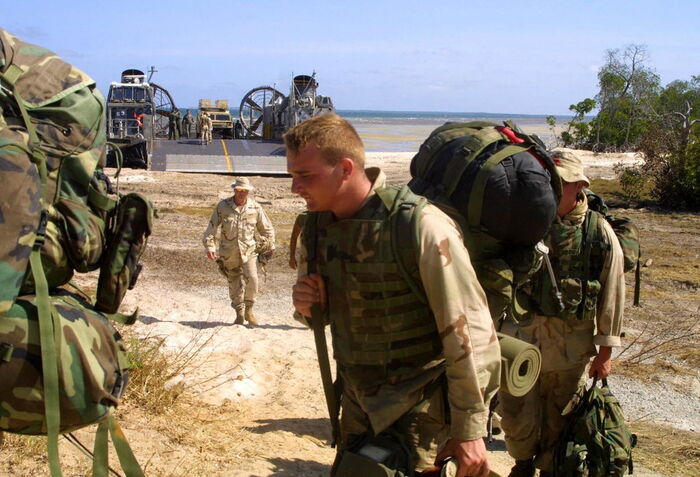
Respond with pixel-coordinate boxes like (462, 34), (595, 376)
(200, 112), (213, 145)
(288, 211), (306, 270)
(167, 109), (177, 140)
(285, 114), (500, 477)
(183, 110), (195, 139)
(498, 150), (625, 477)
(203, 177), (275, 325)
(173, 107), (182, 139)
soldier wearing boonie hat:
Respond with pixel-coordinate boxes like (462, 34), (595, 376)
(498, 148), (626, 477)
(202, 177), (275, 326)
(551, 149), (590, 186)
(232, 177), (254, 191)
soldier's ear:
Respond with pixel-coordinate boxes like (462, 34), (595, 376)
(339, 157), (354, 179)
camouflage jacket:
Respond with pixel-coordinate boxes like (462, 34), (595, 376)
(544, 195), (625, 348)
(203, 196), (275, 264)
(503, 195), (625, 371)
(296, 168), (501, 441)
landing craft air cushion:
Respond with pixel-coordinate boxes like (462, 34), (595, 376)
(106, 69), (334, 175)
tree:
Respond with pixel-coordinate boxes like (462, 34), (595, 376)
(561, 98), (596, 148)
(589, 45), (660, 151)
(636, 76), (700, 209)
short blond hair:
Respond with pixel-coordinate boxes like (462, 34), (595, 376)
(283, 113), (365, 167)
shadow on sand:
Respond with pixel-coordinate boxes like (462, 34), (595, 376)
(266, 457), (328, 476)
(177, 320), (307, 331)
(249, 417), (330, 443)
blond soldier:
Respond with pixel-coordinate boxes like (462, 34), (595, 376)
(203, 177), (275, 325)
(498, 150), (625, 477)
(285, 114), (500, 477)
(200, 112), (213, 145)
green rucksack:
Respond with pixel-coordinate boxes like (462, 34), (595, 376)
(585, 190), (641, 306)
(0, 28), (151, 476)
(407, 121), (561, 321)
(553, 379), (637, 477)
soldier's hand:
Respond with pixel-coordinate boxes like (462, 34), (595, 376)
(435, 438), (489, 477)
(289, 256), (297, 270)
(292, 274), (326, 318)
(206, 250), (218, 260)
(589, 345), (613, 379)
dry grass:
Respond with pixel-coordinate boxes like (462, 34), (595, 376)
(0, 325), (250, 476)
(629, 421), (700, 477)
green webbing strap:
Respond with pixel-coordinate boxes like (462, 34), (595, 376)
(351, 339), (437, 363)
(467, 144), (528, 230)
(64, 432), (122, 477)
(92, 412), (144, 477)
(376, 186), (429, 305)
(103, 308), (139, 325)
(30, 216), (63, 477)
(304, 213), (340, 447)
(443, 128), (505, 198)
(580, 210), (598, 319)
(633, 259), (641, 306)
(413, 125), (478, 178)
(93, 419), (110, 477)
(107, 413), (145, 477)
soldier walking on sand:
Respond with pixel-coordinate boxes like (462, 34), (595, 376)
(203, 177), (275, 325)
(498, 150), (626, 477)
(200, 112), (212, 145)
(285, 114), (500, 477)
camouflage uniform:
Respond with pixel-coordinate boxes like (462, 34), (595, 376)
(297, 168), (501, 471)
(200, 113), (212, 144)
(168, 110), (178, 140)
(173, 109), (182, 138)
(498, 193), (625, 474)
(183, 111), (195, 138)
(203, 186), (275, 320)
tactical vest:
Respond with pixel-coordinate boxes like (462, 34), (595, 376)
(305, 186), (442, 375)
(530, 210), (608, 320)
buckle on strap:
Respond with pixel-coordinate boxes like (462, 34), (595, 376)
(33, 209), (49, 250)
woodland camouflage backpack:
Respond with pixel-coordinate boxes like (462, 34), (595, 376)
(407, 121), (561, 321)
(585, 190), (642, 306)
(0, 28), (152, 476)
(553, 379), (637, 477)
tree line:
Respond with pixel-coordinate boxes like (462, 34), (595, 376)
(550, 44), (699, 209)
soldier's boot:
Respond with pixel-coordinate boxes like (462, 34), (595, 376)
(244, 301), (258, 326)
(508, 459), (535, 477)
(234, 304), (245, 325)
(538, 471), (551, 477)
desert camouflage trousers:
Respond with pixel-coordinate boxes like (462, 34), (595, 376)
(201, 126), (212, 144)
(335, 377), (449, 473)
(217, 254), (259, 308)
(497, 315), (594, 472)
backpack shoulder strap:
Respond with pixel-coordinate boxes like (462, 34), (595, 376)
(376, 185), (429, 304)
(300, 210), (341, 446)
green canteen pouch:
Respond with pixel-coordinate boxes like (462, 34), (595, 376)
(95, 192), (153, 313)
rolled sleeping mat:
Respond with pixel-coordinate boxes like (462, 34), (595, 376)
(498, 332), (541, 397)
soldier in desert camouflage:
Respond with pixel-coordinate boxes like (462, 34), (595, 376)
(285, 114), (500, 477)
(200, 112), (212, 145)
(203, 177), (275, 326)
(498, 150), (626, 477)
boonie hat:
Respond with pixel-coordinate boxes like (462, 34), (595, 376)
(551, 149), (590, 186)
(231, 177), (254, 191)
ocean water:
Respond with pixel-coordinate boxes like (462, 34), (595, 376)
(199, 108), (563, 152)
(339, 110), (561, 152)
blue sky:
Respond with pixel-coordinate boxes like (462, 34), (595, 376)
(5, 0), (699, 115)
